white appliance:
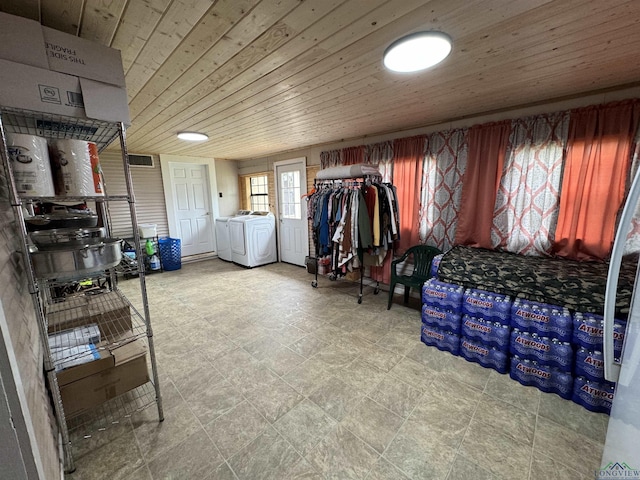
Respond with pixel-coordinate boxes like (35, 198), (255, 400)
(229, 212), (277, 267)
(602, 167), (640, 471)
(215, 210), (253, 262)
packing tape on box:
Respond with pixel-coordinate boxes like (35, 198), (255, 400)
(6, 133), (55, 196)
(49, 139), (103, 196)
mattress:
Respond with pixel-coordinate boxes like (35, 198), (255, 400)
(437, 246), (636, 318)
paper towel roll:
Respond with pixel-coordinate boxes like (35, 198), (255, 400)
(49, 139), (103, 197)
(5, 133), (55, 196)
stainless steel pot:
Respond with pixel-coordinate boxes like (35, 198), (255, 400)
(30, 238), (122, 280)
(30, 227), (106, 250)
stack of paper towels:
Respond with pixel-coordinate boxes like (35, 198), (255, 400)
(5, 133), (103, 197)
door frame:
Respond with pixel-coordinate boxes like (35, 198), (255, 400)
(273, 157), (308, 265)
(160, 154), (220, 254)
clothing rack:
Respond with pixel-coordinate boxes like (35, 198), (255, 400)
(308, 164), (397, 304)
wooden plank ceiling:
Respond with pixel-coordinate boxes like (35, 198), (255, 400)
(2, 0), (640, 160)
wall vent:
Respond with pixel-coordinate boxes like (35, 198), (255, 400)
(128, 154), (154, 168)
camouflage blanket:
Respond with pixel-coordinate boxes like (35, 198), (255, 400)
(437, 246), (636, 318)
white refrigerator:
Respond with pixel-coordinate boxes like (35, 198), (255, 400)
(602, 166), (640, 473)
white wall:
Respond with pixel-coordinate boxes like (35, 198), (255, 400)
(238, 86), (640, 175)
(214, 159), (239, 217)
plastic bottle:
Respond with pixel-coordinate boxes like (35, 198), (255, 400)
(145, 238), (155, 256)
(149, 254), (161, 271)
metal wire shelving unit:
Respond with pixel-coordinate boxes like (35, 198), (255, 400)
(0, 106), (164, 473)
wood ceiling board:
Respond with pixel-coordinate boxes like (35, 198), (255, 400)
(110, 0), (171, 70)
(79, 0), (126, 45)
(123, 0), (215, 97)
(41, 0), (83, 35)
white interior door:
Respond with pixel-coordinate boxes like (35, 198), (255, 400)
(169, 163), (214, 256)
(275, 158), (308, 266)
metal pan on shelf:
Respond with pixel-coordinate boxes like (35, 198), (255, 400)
(25, 213), (99, 232)
(30, 227), (106, 250)
(30, 238), (122, 281)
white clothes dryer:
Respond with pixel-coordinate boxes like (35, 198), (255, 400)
(229, 212), (277, 267)
(215, 210), (253, 262)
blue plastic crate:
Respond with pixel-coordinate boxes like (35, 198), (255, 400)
(158, 237), (181, 271)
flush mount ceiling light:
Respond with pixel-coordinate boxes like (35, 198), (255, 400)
(177, 132), (209, 141)
(383, 31), (452, 73)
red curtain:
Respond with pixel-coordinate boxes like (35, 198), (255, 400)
(552, 100), (640, 260)
(454, 121), (511, 248)
(393, 136), (426, 253)
(342, 146), (365, 165)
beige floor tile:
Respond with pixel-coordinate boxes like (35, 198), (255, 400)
(242, 334), (284, 361)
(261, 345), (306, 377)
(305, 425), (379, 479)
(473, 394), (536, 445)
(183, 379), (245, 425)
(269, 323), (307, 345)
(383, 430), (456, 480)
(538, 391), (608, 443)
(368, 376), (423, 419)
(273, 399), (336, 456)
(367, 457), (411, 480)
(204, 400), (269, 460)
(446, 455), (496, 480)
(342, 397), (404, 454)
(289, 334), (329, 358)
(313, 343), (360, 374)
(389, 358), (437, 391)
(226, 361), (280, 396)
(357, 344), (403, 372)
(529, 452), (589, 480)
(442, 355), (492, 391)
(146, 429), (223, 480)
(427, 373), (483, 417)
(484, 370), (540, 413)
(405, 342), (453, 372)
(458, 418), (532, 480)
(121, 466), (153, 480)
(534, 416), (604, 477)
(376, 330), (417, 355)
(404, 399), (472, 450)
(308, 376), (365, 421)
(340, 357), (386, 394)
(228, 427), (304, 480)
(283, 357), (335, 396)
(245, 377), (304, 423)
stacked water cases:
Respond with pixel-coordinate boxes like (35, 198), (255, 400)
(458, 288), (512, 373)
(429, 253), (444, 279)
(571, 312), (627, 414)
(509, 299), (574, 399)
(420, 279), (464, 355)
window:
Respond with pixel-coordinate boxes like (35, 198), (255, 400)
(250, 175), (269, 212)
(280, 170), (301, 219)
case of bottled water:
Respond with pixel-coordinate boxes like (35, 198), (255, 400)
(420, 324), (460, 356)
(510, 298), (572, 342)
(421, 304), (462, 334)
(572, 312), (627, 357)
(461, 288), (512, 324)
(459, 338), (508, 373)
(460, 315), (511, 351)
(421, 279), (464, 313)
(509, 355), (573, 399)
(574, 347), (605, 382)
(429, 254), (443, 279)
(508, 329), (573, 372)
(572, 376), (615, 415)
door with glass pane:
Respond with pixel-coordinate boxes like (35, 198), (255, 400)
(275, 158), (308, 266)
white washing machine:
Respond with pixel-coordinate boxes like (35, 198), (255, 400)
(215, 210), (253, 262)
(229, 212), (277, 267)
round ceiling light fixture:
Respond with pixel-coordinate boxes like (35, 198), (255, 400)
(177, 132), (209, 141)
(383, 31), (452, 73)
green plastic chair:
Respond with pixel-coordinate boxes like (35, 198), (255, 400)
(387, 245), (442, 310)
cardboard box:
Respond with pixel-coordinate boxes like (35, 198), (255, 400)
(47, 292), (132, 341)
(0, 12), (129, 124)
(59, 339), (148, 418)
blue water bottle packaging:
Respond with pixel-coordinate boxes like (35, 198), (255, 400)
(572, 376), (615, 415)
(421, 304), (462, 334)
(509, 355), (573, 399)
(461, 288), (512, 324)
(574, 347), (606, 382)
(421, 279), (464, 313)
(459, 338), (508, 373)
(509, 329), (573, 372)
(510, 298), (572, 342)
(420, 324), (460, 356)
(460, 315), (510, 351)
(572, 312), (626, 356)
(430, 253), (443, 279)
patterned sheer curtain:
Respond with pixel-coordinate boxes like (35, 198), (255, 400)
(624, 128), (640, 254)
(491, 112), (569, 256)
(342, 146), (365, 165)
(419, 129), (468, 251)
(320, 149), (341, 169)
(366, 141), (393, 182)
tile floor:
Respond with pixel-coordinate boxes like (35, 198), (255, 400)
(67, 259), (608, 480)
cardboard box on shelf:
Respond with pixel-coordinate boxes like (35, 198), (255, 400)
(58, 338), (148, 418)
(0, 12), (129, 124)
(47, 291), (132, 340)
